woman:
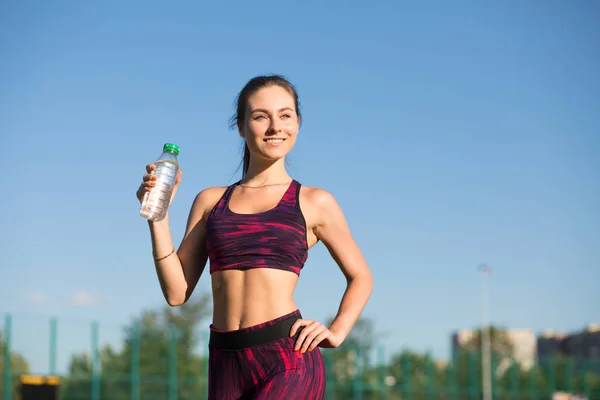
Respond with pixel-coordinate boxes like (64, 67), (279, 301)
(136, 75), (373, 399)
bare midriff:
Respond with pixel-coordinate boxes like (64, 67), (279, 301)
(210, 268), (300, 331)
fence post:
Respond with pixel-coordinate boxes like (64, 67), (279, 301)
(529, 360), (538, 400)
(168, 325), (178, 400)
(91, 321), (100, 400)
(425, 352), (434, 400)
(565, 357), (573, 394)
(548, 356), (556, 397)
(131, 322), (140, 400)
(353, 344), (361, 400)
(377, 345), (385, 400)
(491, 352), (498, 399)
(203, 331), (209, 399)
(583, 358), (590, 398)
(511, 357), (519, 400)
(469, 351), (478, 400)
(323, 350), (334, 400)
(49, 318), (57, 376)
(3, 313), (12, 400)
(402, 354), (411, 400)
(448, 359), (458, 400)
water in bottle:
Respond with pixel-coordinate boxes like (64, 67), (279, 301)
(140, 143), (180, 221)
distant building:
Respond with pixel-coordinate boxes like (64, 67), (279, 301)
(451, 328), (537, 371)
(451, 329), (477, 357)
(505, 329), (537, 370)
(537, 329), (568, 358)
(537, 324), (600, 370)
(451, 323), (600, 375)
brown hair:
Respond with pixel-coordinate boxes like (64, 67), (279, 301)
(229, 75), (301, 177)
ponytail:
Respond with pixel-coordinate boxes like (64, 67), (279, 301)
(242, 143), (250, 178)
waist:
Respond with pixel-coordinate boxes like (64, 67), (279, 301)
(211, 268), (299, 330)
(209, 309), (303, 350)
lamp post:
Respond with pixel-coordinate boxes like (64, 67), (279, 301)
(479, 264), (492, 400)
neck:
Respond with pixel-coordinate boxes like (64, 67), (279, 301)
(242, 157), (291, 186)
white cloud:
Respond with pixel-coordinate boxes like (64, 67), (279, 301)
(26, 291), (57, 307)
(70, 290), (100, 307)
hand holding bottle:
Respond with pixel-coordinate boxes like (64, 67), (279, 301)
(138, 143), (182, 221)
(136, 163), (183, 205)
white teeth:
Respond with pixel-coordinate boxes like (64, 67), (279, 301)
(266, 139), (284, 143)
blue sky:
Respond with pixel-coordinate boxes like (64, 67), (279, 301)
(1, 0), (598, 375)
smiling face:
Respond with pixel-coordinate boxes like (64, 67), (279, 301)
(239, 85), (301, 164)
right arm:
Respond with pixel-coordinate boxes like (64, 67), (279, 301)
(149, 192), (207, 306)
(138, 165), (224, 306)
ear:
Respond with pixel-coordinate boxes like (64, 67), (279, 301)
(237, 122), (245, 138)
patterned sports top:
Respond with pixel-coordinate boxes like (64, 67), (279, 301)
(205, 180), (309, 276)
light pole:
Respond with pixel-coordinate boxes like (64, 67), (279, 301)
(479, 264), (492, 400)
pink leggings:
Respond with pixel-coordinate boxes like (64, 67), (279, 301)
(208, 310), (326, 399)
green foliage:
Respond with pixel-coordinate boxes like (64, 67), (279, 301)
(2, 305), (600, 399)
(58, 293), (212, 400)
(1, 331), (31, 400)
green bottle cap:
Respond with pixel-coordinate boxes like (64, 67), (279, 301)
(163, 143), (180, 154)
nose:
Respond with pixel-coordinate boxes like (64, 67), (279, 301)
(268, 117), (283, 133)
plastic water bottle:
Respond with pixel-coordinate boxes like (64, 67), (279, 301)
(140, 143), (180, 221)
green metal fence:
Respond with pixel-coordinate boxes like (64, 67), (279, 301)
(2, 313), (600, 399)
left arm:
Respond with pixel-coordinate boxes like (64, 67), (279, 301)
(291, 189), (374, 352)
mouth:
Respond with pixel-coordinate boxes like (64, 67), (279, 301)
(264, 138), (286, 144)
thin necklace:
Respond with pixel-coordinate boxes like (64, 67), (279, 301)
(238, 180), (292, 189)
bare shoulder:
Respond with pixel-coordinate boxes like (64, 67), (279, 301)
(299, 184), (345, 232)
(192, 186), (228, 215)
(195, 186), (228, 205)
(182, 185), (227, 224)
(300, 185), (340, 210)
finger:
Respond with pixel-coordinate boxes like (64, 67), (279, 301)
(308, 330), (330, 352)
(289, 319), (311, 337)
(146, 164), (156, 173)
(289, 320), (302, 337)
(143, 173), (157, 182)
(301, 325), (326, 353)
(136, 185), (149, 201)
(294, 322), (319, 351)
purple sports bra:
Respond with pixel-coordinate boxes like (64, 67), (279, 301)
(204, 180), (309, 275)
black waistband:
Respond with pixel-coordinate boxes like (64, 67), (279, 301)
(209, 314), (303, 350)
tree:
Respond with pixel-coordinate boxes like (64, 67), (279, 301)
(385, 351), (449, 400)
(321, 316), (380, 398)
(0, 331), (31, 400)
(60, 293), (212, 400)
(58, 352), (92, 400)
(458, 326), (514, 357)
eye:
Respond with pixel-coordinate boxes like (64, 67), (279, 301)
(253, 115), (267, 120)
(281, 113), (291, 119)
